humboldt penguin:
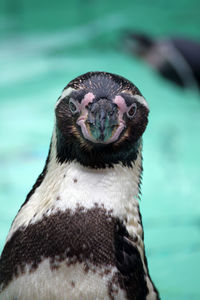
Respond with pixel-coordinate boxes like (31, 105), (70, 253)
(0, 71), (160, 300)
(123, 31), (200, 91)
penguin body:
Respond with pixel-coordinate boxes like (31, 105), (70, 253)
(124, 32), (200, 91)
(0, 72), (160, 300)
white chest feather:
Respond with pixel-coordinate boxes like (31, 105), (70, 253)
(7, 149), (142, 243)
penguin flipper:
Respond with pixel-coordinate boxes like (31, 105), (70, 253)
(115, 223), (148, 299)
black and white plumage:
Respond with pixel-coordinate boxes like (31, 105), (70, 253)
(0, 71), (160, 300)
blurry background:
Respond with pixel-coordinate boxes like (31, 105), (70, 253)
(0, 0), (200, 299)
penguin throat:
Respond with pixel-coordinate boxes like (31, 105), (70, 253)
(55, 128), (142, 169)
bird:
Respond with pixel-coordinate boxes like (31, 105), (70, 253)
(0, 71), (160, 300)
(123, 31), (200, 91)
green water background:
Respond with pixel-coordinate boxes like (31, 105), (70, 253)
(0, 0), (200, 299)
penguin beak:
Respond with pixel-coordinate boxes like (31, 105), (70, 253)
(77, 99), (126, 144)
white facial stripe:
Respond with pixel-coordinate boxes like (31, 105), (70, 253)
(115, 93), (148, 110)
(55, 87), (75, 108)
(134, 94), (149, 109)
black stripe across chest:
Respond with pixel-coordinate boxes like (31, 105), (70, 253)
(0, 205), (148, 300)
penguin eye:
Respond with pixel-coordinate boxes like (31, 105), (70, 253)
(127, 103), (137, 118)
(69, 98), (79, 114)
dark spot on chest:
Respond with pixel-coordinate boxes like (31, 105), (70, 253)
(71, 280), (75, 288)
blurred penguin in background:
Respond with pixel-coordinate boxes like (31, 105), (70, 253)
(123, 31), (200, 92)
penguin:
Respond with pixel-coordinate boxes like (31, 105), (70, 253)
(0, 71), (160, 300)
(123, 31), (200, 91)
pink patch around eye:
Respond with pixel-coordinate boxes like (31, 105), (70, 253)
(113, 96), (129, 113)
(113, 95), (130, 121)
(80, 92), (95, 109)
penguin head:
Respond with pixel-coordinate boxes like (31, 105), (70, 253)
(55, 72), (149, 167)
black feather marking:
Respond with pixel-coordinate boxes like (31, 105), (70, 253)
(114, 221), (160, 300)
(18, 141), (51, 209)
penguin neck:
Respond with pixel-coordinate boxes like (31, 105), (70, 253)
(7, 130), (144, 243)
(49, 129), (143, 205)
(55, 126), (141, 169)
